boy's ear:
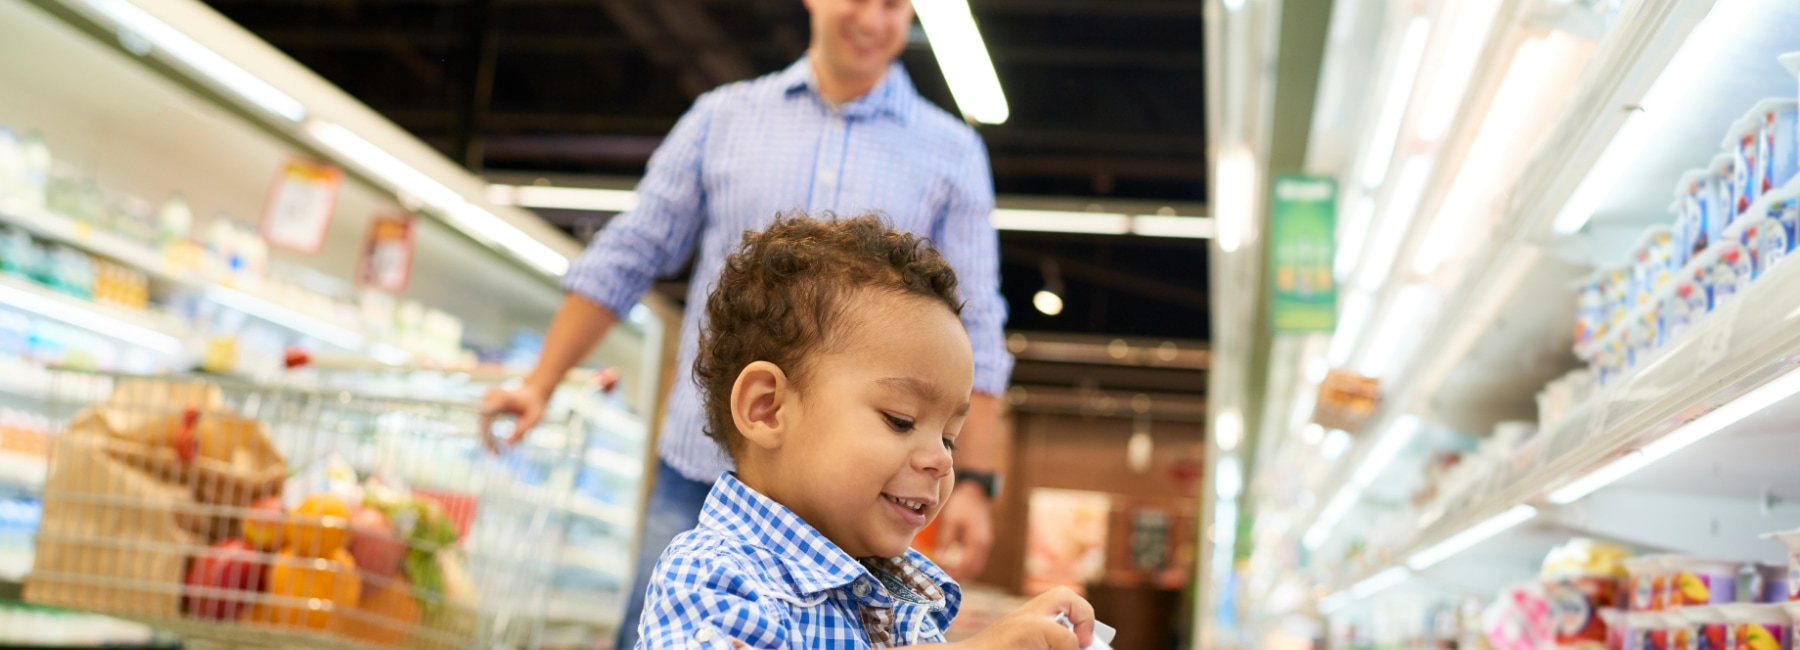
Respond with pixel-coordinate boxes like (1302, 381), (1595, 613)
(730, 361), (791, 451)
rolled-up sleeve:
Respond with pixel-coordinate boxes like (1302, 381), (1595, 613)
(933, 130), (1013, 397)
(562, 93), (717, 316)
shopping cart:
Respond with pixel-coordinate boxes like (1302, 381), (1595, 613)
(21, 368), (581, 649)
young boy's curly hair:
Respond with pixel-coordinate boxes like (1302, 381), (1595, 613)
(693, 214), (964, 456)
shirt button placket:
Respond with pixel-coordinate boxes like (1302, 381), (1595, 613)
(811, 112), (846, 210)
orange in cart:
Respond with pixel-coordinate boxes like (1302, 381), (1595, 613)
(251, 547), (362, 630)
(285, 494), (352, 558)
(335, 576), (422, 646)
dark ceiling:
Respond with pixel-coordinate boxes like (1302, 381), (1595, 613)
(202, 0), (1211, 344)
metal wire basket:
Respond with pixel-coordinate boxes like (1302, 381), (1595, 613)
(22, 369), (578, 649)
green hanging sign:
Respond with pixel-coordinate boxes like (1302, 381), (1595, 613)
(1269, 175), (1337, 332)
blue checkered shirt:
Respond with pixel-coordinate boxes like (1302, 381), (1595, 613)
(635, 473), (961, 649)
(562, 56), (1012, 484)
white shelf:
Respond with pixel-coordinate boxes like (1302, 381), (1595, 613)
(1330, 246), (1800, 591)
(0, 206), (206, 290)
(0, 450), (46, 490)
(0, 273), (189, 356)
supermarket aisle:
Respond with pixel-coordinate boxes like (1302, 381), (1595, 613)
(1209, 0), (1800, 647)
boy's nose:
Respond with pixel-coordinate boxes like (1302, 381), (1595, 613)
(914, 439), (953, 477)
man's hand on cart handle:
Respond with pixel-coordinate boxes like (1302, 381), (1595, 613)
(479, 367), (622, 453)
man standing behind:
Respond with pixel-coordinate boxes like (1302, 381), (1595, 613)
(480, 1), (1012, 646)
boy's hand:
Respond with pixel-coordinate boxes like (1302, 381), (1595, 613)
(956, 587), (1095, 650)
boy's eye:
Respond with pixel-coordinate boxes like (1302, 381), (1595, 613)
(884, 414), (915, 432)
(942, 437), (958, 452)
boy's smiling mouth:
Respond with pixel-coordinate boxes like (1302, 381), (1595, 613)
(881, 493), (936, 526)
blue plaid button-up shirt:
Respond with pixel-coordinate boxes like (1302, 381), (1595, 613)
(635, 473), (961, 650)
(562, 57), (1012, 484)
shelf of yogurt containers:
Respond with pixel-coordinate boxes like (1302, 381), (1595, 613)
(1318, 54), (1800, 592)
(1324, 537), (1800, 650)
(0, 124), (474, 376)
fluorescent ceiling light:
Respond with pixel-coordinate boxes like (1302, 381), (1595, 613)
(306, 121), (570, 276)
(1032, 290), (1064, 316)
(1359, 285), (1434, 379)
(1415, 0), (1503, 140)
(1327, 291), (1370, 366)
(913, 0), (1009, 124)
(1321, 428), (1351, 459)
(0, 280), (182, 355)
(1416, 38), (1556, 273)
(1547, 364), (1800, 504)
(1349, 566), (1411, 599)
(1215, 408), (1244, 451)
(990, 209), (1130, 235)
(1216, 456), (1244, 499)
(1335, 195), (1374, 282)
(1358, 156), (1433, 289)
(1132, 215), (1216, 239)
(1552, 0), (1757, 234)
(86, 0), (305, 123)
(1304, 485), (1361, 549)
(205, 285), (366, 350)
(1215, 144), (1257, 252)
(1350, 415), (1420, 488)
(488, 184), (638, 213)
(1360, 16), (1432, 188)
(1406, 504), (1536, 570)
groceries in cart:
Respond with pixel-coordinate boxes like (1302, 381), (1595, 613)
(22, 373), (557, 649)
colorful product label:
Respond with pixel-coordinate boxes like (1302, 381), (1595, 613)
(1739, 134), (1761, 214)
(1737, 622), (1786, 650)
(1764, 109), (1799, 194)
(1674, 572), (1737, 606)
(1772, 199), (1800, 248)
(1703, 623), (1731, 650)
(1633, 575), (1658, 611)
(1753, 222), (1790, 277)
(1711, 248), (1752, 305)
(1554, 578), (1621, 646)
(1678, 626), (1696, 650)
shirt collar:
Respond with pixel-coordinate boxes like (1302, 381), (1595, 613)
(698, 473), (953, 600)
(778, 55), (918, 126)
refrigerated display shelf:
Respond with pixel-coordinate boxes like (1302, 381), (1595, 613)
(1330, 243), (1800, 590)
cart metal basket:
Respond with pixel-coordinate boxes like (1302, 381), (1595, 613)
(21, 369), (578, 649)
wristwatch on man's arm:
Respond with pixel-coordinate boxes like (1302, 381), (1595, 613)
(955, 470), (1003, 500)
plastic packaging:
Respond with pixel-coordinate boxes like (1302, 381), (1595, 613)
(1578, 274), (1610, 348)
(1729, 118), (1764, 215)
(1666, 557), (1744, 607)
(1715, 155), (1742, 227)
(1720, 604), (1788, 650)
(1678, 170), (1720, 257)
(1708, 242), (1753, 307)
(1755, 99), (1800, 196)
(1768, 529), (1800, 601)
(1634, 228), (1680, 305)
(1730, 218), (1792, 278)
(1685, 607), (1730, 650)
(1626, 556), (1671, 611)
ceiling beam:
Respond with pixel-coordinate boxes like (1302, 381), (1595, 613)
(1000, 244), (1208, 311)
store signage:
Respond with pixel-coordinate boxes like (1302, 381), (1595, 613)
(1269, 175), (1337, 332)
(1313, 369), (1380, 433)
(357, 212), (415, 293)
(260, 159), (343, 254)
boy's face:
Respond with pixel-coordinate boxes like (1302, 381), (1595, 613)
(750, 291), (973, 559)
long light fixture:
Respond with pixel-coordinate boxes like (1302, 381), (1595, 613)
(990, 209), (1130, 235)
(0, 279), (183, 355)
(1414, 0), (1503, 140)
(1327, 290), (1371, 366)
(1215, 408), (1244, 451)
(1547, 364), (1800, 504)
(1551, 0), (1759, 234)
(1406, 504), (1536, 570)
(86, 0), (306, 123)
(1216, 456), (1244, 499)
(1334, 195), (1374, 281)
(1132, 216), (1217, 239)
(205, 285), (366, 350)
(1358, 285), (1434, 379)
(1358, 156), (1433, 289)
(1360, 16), (1432, 188)
(1306, 415), (1422, 548)
(1216, 144), (1257, 253)
(913, 0), (1009, 124)
(488, 184), (637, 213)
(306, 122), (570, 276)
(1415, 38), (1556, 273)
